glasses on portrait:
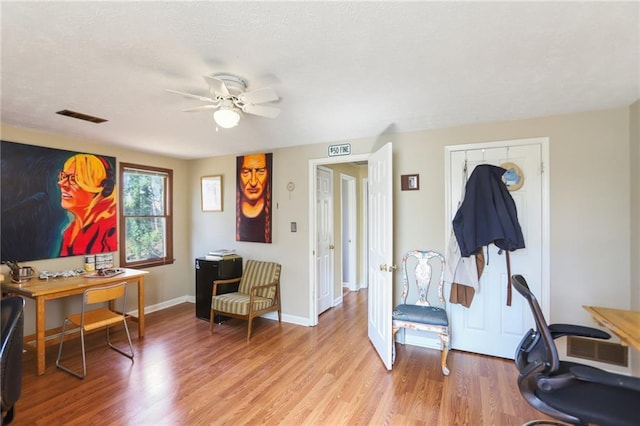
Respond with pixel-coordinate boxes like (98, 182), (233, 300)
(58, 171), (78, 186)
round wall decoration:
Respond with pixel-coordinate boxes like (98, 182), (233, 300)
(500, 162), (524, 191)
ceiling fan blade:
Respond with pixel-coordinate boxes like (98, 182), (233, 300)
(238, 87), (279, 105)
(166, 89), (216, 103)
(203, 75), (230, 97)
(182, 104), (218, 113)
(242, 103), (281, 119)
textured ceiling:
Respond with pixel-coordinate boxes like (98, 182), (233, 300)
(1, 2), (638, 159)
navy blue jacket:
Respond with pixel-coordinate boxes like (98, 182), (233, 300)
(453, 164), (525, 257)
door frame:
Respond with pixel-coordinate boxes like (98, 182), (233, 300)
(340, 173), (357, 291)
(360, 177), (369, 289)
(444, 137), (551, 318)
(308, 153), (370, 326)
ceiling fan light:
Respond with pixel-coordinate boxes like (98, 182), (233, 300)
(213, 108), (240, 128)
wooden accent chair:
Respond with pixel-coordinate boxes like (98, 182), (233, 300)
(56, 282), (134, 379)
(210, 260), (282, 342)
(392, 250), (450, 375)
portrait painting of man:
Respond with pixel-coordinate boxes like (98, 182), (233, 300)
(236, 152), (272, 243)
(1, 141), (117, 261)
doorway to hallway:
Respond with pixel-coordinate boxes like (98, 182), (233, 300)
(308, 155), (369, 326)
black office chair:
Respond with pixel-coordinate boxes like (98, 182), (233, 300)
(511, 274), (640, 426)
(1, 296), (25, 425)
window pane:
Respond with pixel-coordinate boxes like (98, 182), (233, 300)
(125, 217), (166, 262)
(120, 162), (173, 268)
(123, 173), (166, 216)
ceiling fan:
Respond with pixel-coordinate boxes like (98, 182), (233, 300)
(166, 73), (280, 128)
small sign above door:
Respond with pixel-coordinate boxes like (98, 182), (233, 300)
(328, 143), (351, 157)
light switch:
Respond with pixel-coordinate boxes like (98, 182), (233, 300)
(291, 222), (297, 232)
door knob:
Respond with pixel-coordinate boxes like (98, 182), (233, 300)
(389, 264), (397, 272)
(329, 245), (335, 249)
(380, 264), (387, 271)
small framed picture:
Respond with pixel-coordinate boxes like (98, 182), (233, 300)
(201, 175), (223, 212)
(401, 174), (420, 191)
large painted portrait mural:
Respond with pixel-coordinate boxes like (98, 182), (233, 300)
(1, 141), (117, 261)
(236, 152), (272, 243)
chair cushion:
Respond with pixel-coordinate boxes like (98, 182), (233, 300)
(393, 304), (448, 326)
(211, 293), (273, 316)
(238, 260), (281, 298)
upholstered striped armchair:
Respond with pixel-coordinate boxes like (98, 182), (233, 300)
(210, 260), (282, 342)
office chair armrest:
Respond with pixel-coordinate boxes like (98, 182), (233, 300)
(570, 365), (640, 392)
(519, 359), (547, 379)
(548, 323), (610, 340)
(520, 362), (578, 392)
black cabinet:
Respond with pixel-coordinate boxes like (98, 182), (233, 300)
(195, 257), (243, 322)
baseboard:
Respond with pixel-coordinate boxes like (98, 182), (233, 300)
(127, 295), (192, 317)
(259, 311), (311, 326)
(333, 295), (343, 307)
(342, 282), (358, 291)
(132, 298), (312, 327)
(397, 329), (442, 350)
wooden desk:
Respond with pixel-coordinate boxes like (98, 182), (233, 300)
(1, 268), (148, 375)
(583, 305), (640, 351)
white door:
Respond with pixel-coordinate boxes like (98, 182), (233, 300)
(368, 142), (394, 370)
(341, 174), (357, 291)
(446, 140), (546, 359)
(316, 166), (334, 315)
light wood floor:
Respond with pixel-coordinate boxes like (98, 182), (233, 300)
(15, 290), (551, 425)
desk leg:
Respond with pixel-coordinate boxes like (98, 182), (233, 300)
(36, 297), (46, 375)
(138, 276), (145, 338)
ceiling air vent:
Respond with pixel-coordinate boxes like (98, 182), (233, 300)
(56, 109), (107, 124)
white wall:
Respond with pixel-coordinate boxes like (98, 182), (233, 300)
(190, 105), (636, 372)
(3, 104), (637, 375)
(189, 140), (375, 321)
(0, 125), (191, 333)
